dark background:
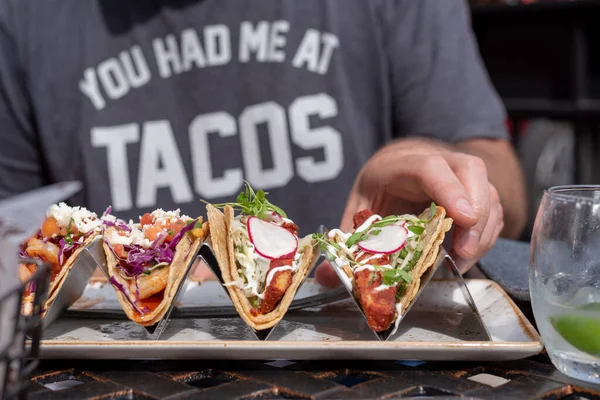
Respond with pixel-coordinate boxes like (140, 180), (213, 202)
(470, 0), (600, 240)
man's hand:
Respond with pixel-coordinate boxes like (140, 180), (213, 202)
(315, 137), (519, 288)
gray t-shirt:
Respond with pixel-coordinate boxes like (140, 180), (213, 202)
(0, 0), (507, 236)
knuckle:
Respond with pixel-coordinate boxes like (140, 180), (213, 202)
(464, 154), (487, 172)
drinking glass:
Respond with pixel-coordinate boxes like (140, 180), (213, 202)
(530, 185), (600, 384)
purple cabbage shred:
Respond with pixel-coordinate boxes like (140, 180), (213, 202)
(109, 276), (145, 315)
(110, 218), (197, 278)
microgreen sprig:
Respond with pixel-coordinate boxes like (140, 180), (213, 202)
(204, 181), (287, 219)
(65, 218), (74, 245)
(407, 225), (424, 235)
(312, 233), (359, 266)
(312, 233), (341, 259)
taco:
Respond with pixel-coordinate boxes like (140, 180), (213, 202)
(205, 183), (319, 331)
(314, 204), (452, 333)
(103, 209), (208, 326)
(19, 203), (103, 315)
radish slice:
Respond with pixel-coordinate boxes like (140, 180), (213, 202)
(358, 225), (408, 254)
(247, 217), (298, 260)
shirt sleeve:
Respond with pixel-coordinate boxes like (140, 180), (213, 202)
(384, 0), (509, 142)
(0, 1), (45, 198)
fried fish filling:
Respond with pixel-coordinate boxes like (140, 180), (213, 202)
(352, 209), (398, 332)
(259, 258), (294, 314)
(354, 256), (397, 332)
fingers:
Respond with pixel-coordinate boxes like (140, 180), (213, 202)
(315, 260), (341, 288)
(453, 185), (503, 273)
(342, 150), (484, 232)
(406, 154), (478, 227)
(447, 154), (490, 258)
(377, 154), (480, 227)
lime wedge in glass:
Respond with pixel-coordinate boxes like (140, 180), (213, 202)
(550, 302), (600, 357)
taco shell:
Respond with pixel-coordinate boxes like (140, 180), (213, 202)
(206, 204), (319, 331)
(398, 206), (453, 311)
(103, 226), (205, 326)
(21, 233), (99, 316)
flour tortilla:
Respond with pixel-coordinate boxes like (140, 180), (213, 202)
(103, 225), (206, 326)
(207, 204), (319, 331)
(21, 233), (100, 316)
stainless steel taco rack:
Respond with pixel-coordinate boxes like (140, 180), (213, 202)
(198, 243), (273, 340)
(91, 241), (317, 340)
(320, 226), (491, 342)
(439, 247), (491, 340)
(38, 239), (100, 329)
(61, 234), (490, 343)
(91, 240), (328, 340)
(69, 241), (346, 340)
(200, 241), (323, 341)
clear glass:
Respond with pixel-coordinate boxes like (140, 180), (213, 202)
(530, 185), (600, 384)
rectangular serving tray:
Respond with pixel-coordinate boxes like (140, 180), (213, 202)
(36, 279), (542, 361)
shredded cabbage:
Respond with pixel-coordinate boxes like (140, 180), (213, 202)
(108, 218), (197, 279)
(57, 237), (75, 265)
(168, 219), (197, 251)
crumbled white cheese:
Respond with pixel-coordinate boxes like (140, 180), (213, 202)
(150, 208), (190, 225)
(102, 214), (117, 223)
(47, 202), (102, 234)
(109, 232), (132, 245)
(129, 226), (152, 248)
(108, 225), (151, 249)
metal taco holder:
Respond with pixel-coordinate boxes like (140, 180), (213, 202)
(63, 268), (348, 319)
(63, 226), (490, 343)
(201, 240), (322, 341)
(34, 238), (101, 329)
(66, 241), (348, 339)
(93, 240), (325, 340)
(320, 226), (491, 342)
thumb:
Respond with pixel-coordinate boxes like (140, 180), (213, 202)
(191, 260), (216, 282)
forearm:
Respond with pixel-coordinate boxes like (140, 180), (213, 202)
(454, 139), (527, 239)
